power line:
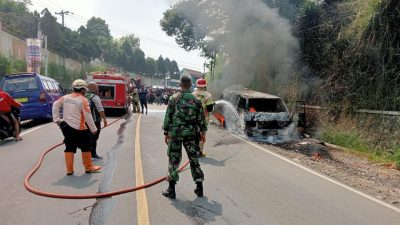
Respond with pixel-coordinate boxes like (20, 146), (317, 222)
(55, 10), (71, 27)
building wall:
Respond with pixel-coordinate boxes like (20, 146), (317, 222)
(0, 28), (83, 72)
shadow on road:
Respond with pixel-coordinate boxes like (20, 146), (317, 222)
(171, 197), (222, 224)
(52, 173), (98, 189)
(199, 150), (240, 167)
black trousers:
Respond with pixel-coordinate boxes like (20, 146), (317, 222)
(90, 122), (101, 156)
(140, 100), (148, 113)
(60, 122), (91, 153)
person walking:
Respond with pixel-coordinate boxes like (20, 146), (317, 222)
(192, 78), (214, 157)
(0, 88), (23, 141)
(52, 79), (101, 175)
(138, 85), (148, 114)
(86, 82), (108, 160)
(162, 75), (207, 199)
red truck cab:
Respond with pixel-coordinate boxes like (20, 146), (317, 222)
(87, 71), (132, 113)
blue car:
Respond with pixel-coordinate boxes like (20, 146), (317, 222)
(0, 73), (64, 121)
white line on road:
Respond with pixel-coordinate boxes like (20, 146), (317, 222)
(20, 124), (48, 137)
(228, 132), (400, 214)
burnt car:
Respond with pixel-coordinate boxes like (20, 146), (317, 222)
(215, 89), (292, 136)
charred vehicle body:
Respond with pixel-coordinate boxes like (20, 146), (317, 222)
(215, 89), (292, 136)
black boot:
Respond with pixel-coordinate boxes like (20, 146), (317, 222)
(162, 181), (176, 199)
(194, 182), (203, 197)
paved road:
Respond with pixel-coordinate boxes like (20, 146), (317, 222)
(1, 105), (400, 225)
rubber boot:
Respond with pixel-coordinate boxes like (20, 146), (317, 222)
(162, 181), (176, 199)
(82, 152), (102, 173)
(194, 182), (203, 197)
(65, 152), (74, 175)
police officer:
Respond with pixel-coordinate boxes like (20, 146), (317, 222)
(52, 79), (101, 175)
(162, 75), (207, 199)
(192, 78), (214, 157)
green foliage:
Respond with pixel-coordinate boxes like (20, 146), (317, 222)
(319, 127), (386, 162)
(0, 55), (26, 77)
(0, 55), (11, 76)
(393, 147), (400, 168)
(45, 63), (82, 88)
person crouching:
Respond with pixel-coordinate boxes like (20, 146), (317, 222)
(52, 79), (101, 175)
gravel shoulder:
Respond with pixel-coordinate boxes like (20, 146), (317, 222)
(262, 138), (400, 206)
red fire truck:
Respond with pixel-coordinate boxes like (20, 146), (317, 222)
(87, 71), (133, 113)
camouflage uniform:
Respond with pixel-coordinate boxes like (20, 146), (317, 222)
(163, 90), (207, 182)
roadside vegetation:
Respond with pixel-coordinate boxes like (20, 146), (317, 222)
(161, 0), (400, 164)
(0, 0), (181, 80)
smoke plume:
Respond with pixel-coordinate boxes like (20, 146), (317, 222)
(171, 0), (301, 97)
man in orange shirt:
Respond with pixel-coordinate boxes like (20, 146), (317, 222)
(0, 88), (23, 141)
(52, 80), (101, 175)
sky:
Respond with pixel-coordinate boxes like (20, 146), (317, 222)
(28, 0), (205, 72)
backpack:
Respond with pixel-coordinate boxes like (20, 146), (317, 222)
(86, 93), (101, 124)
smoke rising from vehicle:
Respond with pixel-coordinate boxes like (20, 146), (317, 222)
(168, 0), (301, 96)
(218, 0), (299, 95)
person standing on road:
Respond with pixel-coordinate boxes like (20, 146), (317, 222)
(0, 88), (23, 141)
(52, 79), (101, 175)
(86, 82), (108, 160)
(192, 78), (214, 157)
(138, 85), (148, 114)
(162, 75), (207, 199)
(131, 88), (140, 113)
(155, 88), (162, 105)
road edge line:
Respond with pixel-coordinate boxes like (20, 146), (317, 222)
(135, 114), (151, 225)
(20, 124), (48, 136)
(228, 132), (400, 214)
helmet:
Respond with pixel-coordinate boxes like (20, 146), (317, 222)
(196, 78), (207, 88)
(72, 79), (88, 90)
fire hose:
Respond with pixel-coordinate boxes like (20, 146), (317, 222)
(24, 116), (190, 199)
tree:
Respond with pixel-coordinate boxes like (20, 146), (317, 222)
(78, 17), (112, 59)
(144, 57), (156, 76)
(156, 55), (166, 78)
(170, 60), (180, 79)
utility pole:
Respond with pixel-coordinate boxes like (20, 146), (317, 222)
(55, 10), (71, 28)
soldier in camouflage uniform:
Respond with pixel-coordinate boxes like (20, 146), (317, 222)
(162, 75), (207, 199)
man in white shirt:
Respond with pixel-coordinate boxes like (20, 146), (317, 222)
(52, 79), (102, 175)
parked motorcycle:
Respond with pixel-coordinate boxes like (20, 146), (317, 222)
(0, 108), (20, 141)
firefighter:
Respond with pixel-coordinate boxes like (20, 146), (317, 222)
(192, 78), (214, 157)
(86, 82), (108, 160)
(52, 79), (101, 175)
(131, 89), (140, 113)
(162, 75), (207, 199)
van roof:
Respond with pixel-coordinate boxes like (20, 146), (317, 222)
(4, 73), (57, 82)
(224, 89), (281, 99)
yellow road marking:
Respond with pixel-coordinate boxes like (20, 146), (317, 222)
(135, 114), (151, 225)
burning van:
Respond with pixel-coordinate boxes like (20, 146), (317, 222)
(214, 89), (292, 137)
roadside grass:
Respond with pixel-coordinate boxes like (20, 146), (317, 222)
(343, 0), (382, 40)
(319, 126), (400, 167)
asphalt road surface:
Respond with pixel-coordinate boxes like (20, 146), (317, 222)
(1, 105), (400, 225)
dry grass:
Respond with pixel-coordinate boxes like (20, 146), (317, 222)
(343, 0), (382, 40)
